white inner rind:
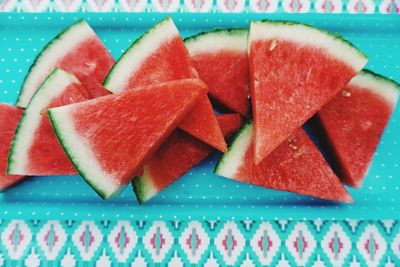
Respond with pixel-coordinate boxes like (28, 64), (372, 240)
(186, 30), (248, 56)
(215, 123), (253, 178)
(349, 71), (400, 105)
(9, 69), (80, 174)
(248, 21), (367, 72)
(48, 105), (121, 199)
(18, 21), (96, 108)
(137, 166), (158, 202)
(104, 17), (179, 93)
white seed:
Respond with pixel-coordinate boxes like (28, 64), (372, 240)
(269, 40), (278, 51)
(342, 90), (351, 97)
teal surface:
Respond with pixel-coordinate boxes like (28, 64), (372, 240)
(0, 13), (399, 221)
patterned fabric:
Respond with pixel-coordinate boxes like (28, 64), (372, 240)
(0, 0), (399, 13)
(0, 219), (399, 266)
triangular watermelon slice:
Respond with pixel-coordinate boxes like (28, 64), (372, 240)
(48, 79), (206, 199)
(133, 114), (243, 203)
(318, 70), (400, 188)
(0, 104), (25, 191)
(248, 20), (368, 164)
(17, 20), (114, 108)
(215, 121), (352, 203)
(185, 29), (250, 117)
(8, 68), (91, 176)
(103, 17), (227, 152)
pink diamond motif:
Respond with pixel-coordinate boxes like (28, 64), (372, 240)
(251, 222), (281, 265)
(286, 222), (316, 266)
(44, 227), (58, 250)
(222, 230), (238, 254)
(215, 222), (245, 265)
(179, 221), (210, 264)
(357, 225), (386, 267)
(328, 235), (343, 255)
(143, 221), (173, 263)
(321, 224), (351, 266)
(115, 230), (130, 250)
(107, 221), (137, 263)
(293, 233), (308, 254)
(9, 228), (24, 247)
(186, 232), (201, 250)
(72, 221), (103, 261)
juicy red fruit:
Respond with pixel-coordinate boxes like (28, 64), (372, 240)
(250, 39), (359, 164)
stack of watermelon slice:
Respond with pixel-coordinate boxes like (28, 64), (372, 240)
(0, 17), (398, 204)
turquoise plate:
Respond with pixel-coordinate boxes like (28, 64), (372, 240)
(0, 13), (399, 221)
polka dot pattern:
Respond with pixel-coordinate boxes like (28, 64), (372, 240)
(0, 14), (399, 220)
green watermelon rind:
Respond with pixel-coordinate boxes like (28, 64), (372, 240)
(214, 120), (252, 177)
(348, 69), (400, 105)
(360, 69), (400, 90)
(103, 17), (174, 92)
(47, 109), (124, 200)
(7, 68), (78, 175)
(16, 20), (90, 108)
(249, 20), (368, 66)
(132, 173), (155, 204)
(184, 28), (248, 46)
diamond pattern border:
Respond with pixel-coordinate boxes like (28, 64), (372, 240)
(0, 220), (399, 266)
(0, 0), (399, 13)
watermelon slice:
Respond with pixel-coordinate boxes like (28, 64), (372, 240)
(17, 20), (114, 108)
(215, 121), (352, 203)
(48, 79), (206, 199)
(133, 114), (243, 203)
(0, 104), (25, 191)
(185, 29), (250, 116)
(318, 70), (400, 188)
(215, 114), (244, 138)
(8, 68), (90, 176)
(103, 17), (227, 152)
(248, 20), (368, 164)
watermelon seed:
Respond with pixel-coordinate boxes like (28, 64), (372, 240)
(289, 144), (298, 150)
(342, 90), (351, 97)
(269, 40), (278, 51)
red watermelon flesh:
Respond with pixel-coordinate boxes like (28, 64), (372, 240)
(56, 39), (113, 98)
(48, 79), (206, 199)
(133, 114), (243, 203)
(26, 84), (89, 175)
(216, 114), (244, 137)
(0, 104), (25, 191)
(103, 17), (227, 153)
(318, 70), (399, 187)
(249, 21), (367, 164)
(81, 76), (110, 98)
(123, 36), (197, 89)
(215, 122), (352, 203)
(17, 20), (114, 108)
(186, 29), (250, 116)
(8, 69), (91, 176)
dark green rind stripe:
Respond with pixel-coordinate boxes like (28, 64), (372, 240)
(132, 178), (146, 204)
(361, 69), (400, 90)
(252, 20), (368, 60)
(48, 109), (125, 200)
(103, 17), (172, 91)
(214, 120), (253, 174)
(7, 68), (61, 175)
(184, 28), (248, 44)
(17, 20), (86, 107)
(132, 172), (157, 204)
